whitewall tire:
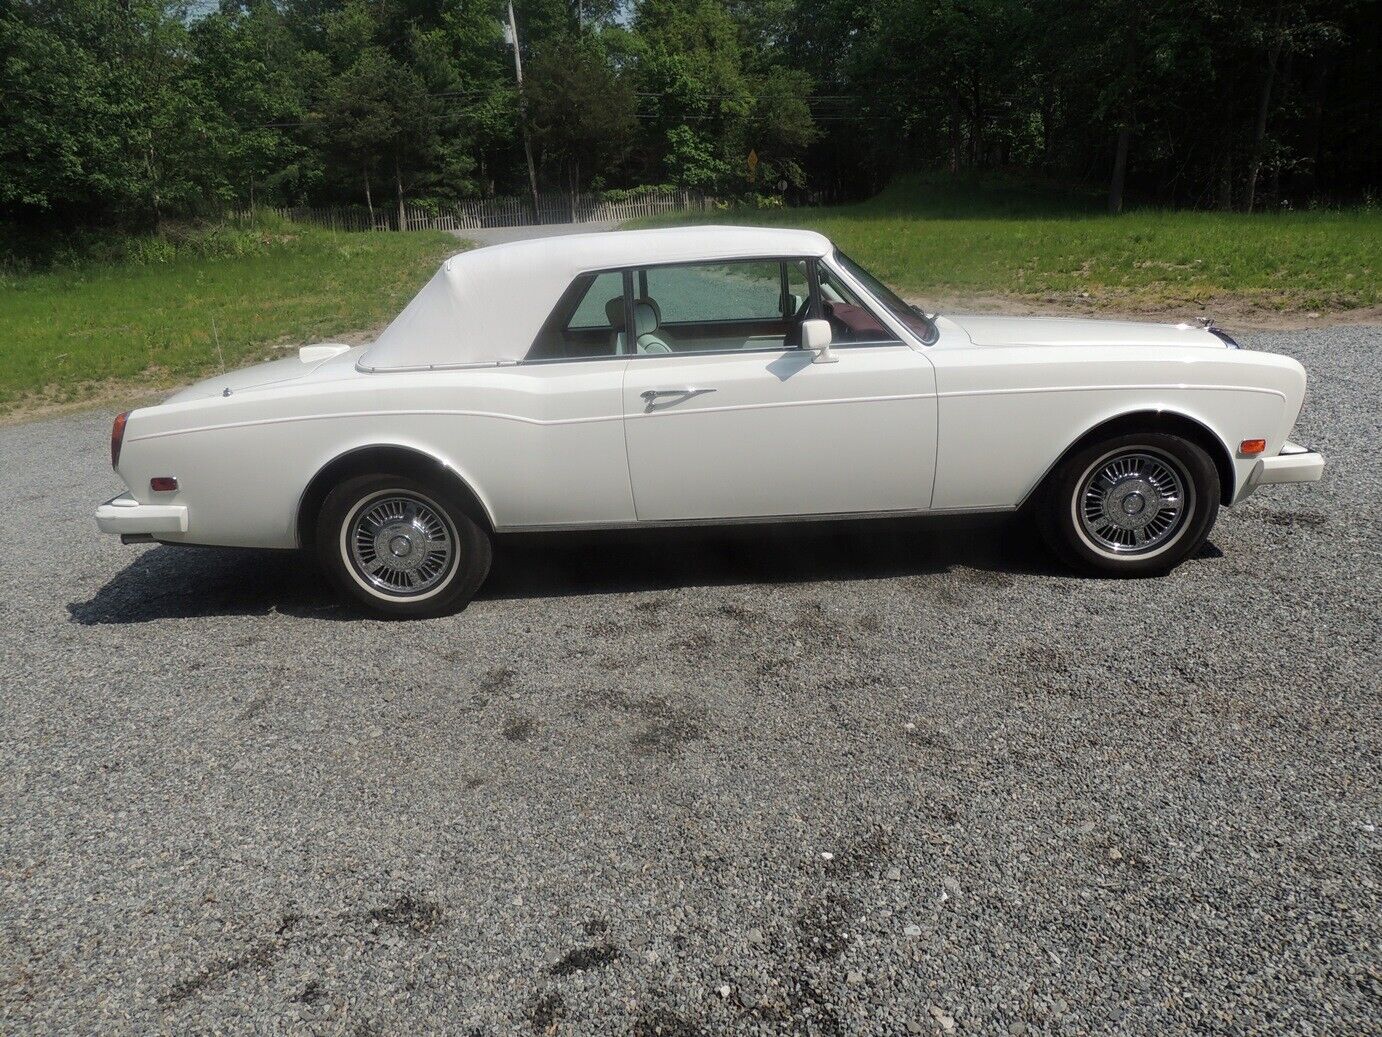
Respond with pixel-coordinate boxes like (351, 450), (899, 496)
(1039, 432), (1220, 576)
(316, 474), (492, 618)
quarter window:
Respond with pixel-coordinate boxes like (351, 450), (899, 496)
(816, 263), (901, 346)
(527, 271), (627, 360)
(567, 271), (624, 329)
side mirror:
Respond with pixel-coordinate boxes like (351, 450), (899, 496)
(800, 318), (837, 364)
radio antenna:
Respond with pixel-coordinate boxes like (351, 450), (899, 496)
(211, 317), (226, 373)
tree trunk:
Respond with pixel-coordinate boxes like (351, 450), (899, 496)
(1108, 119), (1132, 214)
(569, 157), (579, 224)
(394, 154), (405, 232)
(146, 143), (162, 230)
(363, 167), (375, 228)
(1245, 21), (1284, 213)
(1268, 49), (1294, 206)
(1108, 22), (1138, 215)
(507, 3), (541, 222)
(969, 80), (982, 168)
(1216, 148), (1234, 211)
(1040, 90), (1056, 170)
(947, 91), (961, 173)
(1301, 59), (1329, 197)
(1216, 105), (1238, 211)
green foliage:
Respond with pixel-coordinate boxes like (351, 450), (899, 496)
(595, 184), (679, 202)
(0, 214), (297, 275)
(0, 0), (214, 223)
(0, 223), (458, 411)
(526, 34), (636, 193)
(644, 173), (1382, 312)
(663, 125), (731, 190)
(0, 0), (1376, 239)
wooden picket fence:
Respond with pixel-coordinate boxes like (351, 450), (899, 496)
(236, 189), (718, 233)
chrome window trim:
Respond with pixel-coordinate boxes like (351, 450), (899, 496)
(821, 252), (937, 348)
(524, 253), (825, 366)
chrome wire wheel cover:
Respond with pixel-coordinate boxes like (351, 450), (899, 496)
(344, 491), (458, 598)
(1074, 448), (1194, 557)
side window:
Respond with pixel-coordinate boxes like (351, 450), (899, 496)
(568, 271), (624, 328)
(816, 263), (901, 346)
(628, 259), (811, 355)
(527, 271), (625, 361)
(645, 261), (787, 323)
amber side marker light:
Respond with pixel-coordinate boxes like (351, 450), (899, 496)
(1240, 439), (1267, 456)
(150, 477), (178, 492)
(110, 412), (129, 468)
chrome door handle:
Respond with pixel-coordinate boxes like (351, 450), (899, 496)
(640, 387), (716, 406)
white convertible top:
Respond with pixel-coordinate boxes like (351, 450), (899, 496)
(357, 225), (833, 372)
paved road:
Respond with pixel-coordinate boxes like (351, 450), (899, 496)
(1, 327), (1378, 1035)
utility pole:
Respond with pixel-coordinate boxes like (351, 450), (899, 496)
(505, 3), (541, 223)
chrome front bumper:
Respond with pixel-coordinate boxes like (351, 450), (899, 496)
(95, 492), (188, 536)
(1236, 441), (1326, 502)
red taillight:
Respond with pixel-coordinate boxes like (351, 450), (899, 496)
(150, 476), (178, 492)
(110, 412), (128, 468)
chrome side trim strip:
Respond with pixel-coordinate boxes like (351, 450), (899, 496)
(494, 505), (1016, 534)
(936, 383), (1287, 401)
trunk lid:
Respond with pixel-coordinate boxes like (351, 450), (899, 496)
(162, 345), (357, 404)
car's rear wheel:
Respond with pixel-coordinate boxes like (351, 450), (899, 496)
(316, 474), (492, 618)
(1038, 432), (1220, 576)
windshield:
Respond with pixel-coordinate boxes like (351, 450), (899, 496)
(834, 251), (937, 344)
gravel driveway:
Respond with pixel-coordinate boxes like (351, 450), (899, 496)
(2, 326), (1378, 1036)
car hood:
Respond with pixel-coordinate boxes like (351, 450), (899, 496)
(944, 314), (1230, 349)
(162, 345), (360, 404)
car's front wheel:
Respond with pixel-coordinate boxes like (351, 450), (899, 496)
(316, 474), (492, 618)
(1038, 432), (1220, 576)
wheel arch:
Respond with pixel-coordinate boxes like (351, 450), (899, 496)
(1022, 409), (1237, 508)
(296, 444), (496, 550)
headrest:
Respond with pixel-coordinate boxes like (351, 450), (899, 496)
(604, 296), (625, 329)
(604, 296), (662, 335)
(633, 301), (658, 337)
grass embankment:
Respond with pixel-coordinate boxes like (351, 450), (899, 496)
(652, 175), (1382, 321)
(0, 220), (458, 418)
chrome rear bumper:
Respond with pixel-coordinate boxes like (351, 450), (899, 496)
(95, 492), (188, 536)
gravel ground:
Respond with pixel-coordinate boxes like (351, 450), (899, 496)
(1, 326), (1378, 1036)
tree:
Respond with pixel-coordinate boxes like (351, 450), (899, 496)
(1, 0), (1378, 236)
(314, 2), (466, 227)
(189, 2), (316, 210)
(0, 0), (225, 226)
(526, 35), (635, 212)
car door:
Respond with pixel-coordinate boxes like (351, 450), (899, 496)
(467, 268), (634, 529)
(621, 257), (937, 522)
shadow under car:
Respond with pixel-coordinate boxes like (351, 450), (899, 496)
(67, 514), (1140, 625)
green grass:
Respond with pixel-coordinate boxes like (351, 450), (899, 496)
(0, 222), (459, 415)
(647, 174), (1382, 315)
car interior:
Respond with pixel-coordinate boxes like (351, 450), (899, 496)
(524, 257), (899, 362)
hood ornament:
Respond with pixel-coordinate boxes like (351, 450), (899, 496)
(1195, 315), (1240, 348)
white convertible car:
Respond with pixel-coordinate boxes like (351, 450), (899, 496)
(97, 226), (1324, 617)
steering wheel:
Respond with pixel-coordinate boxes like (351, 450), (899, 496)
(820, 299), (853, 341)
